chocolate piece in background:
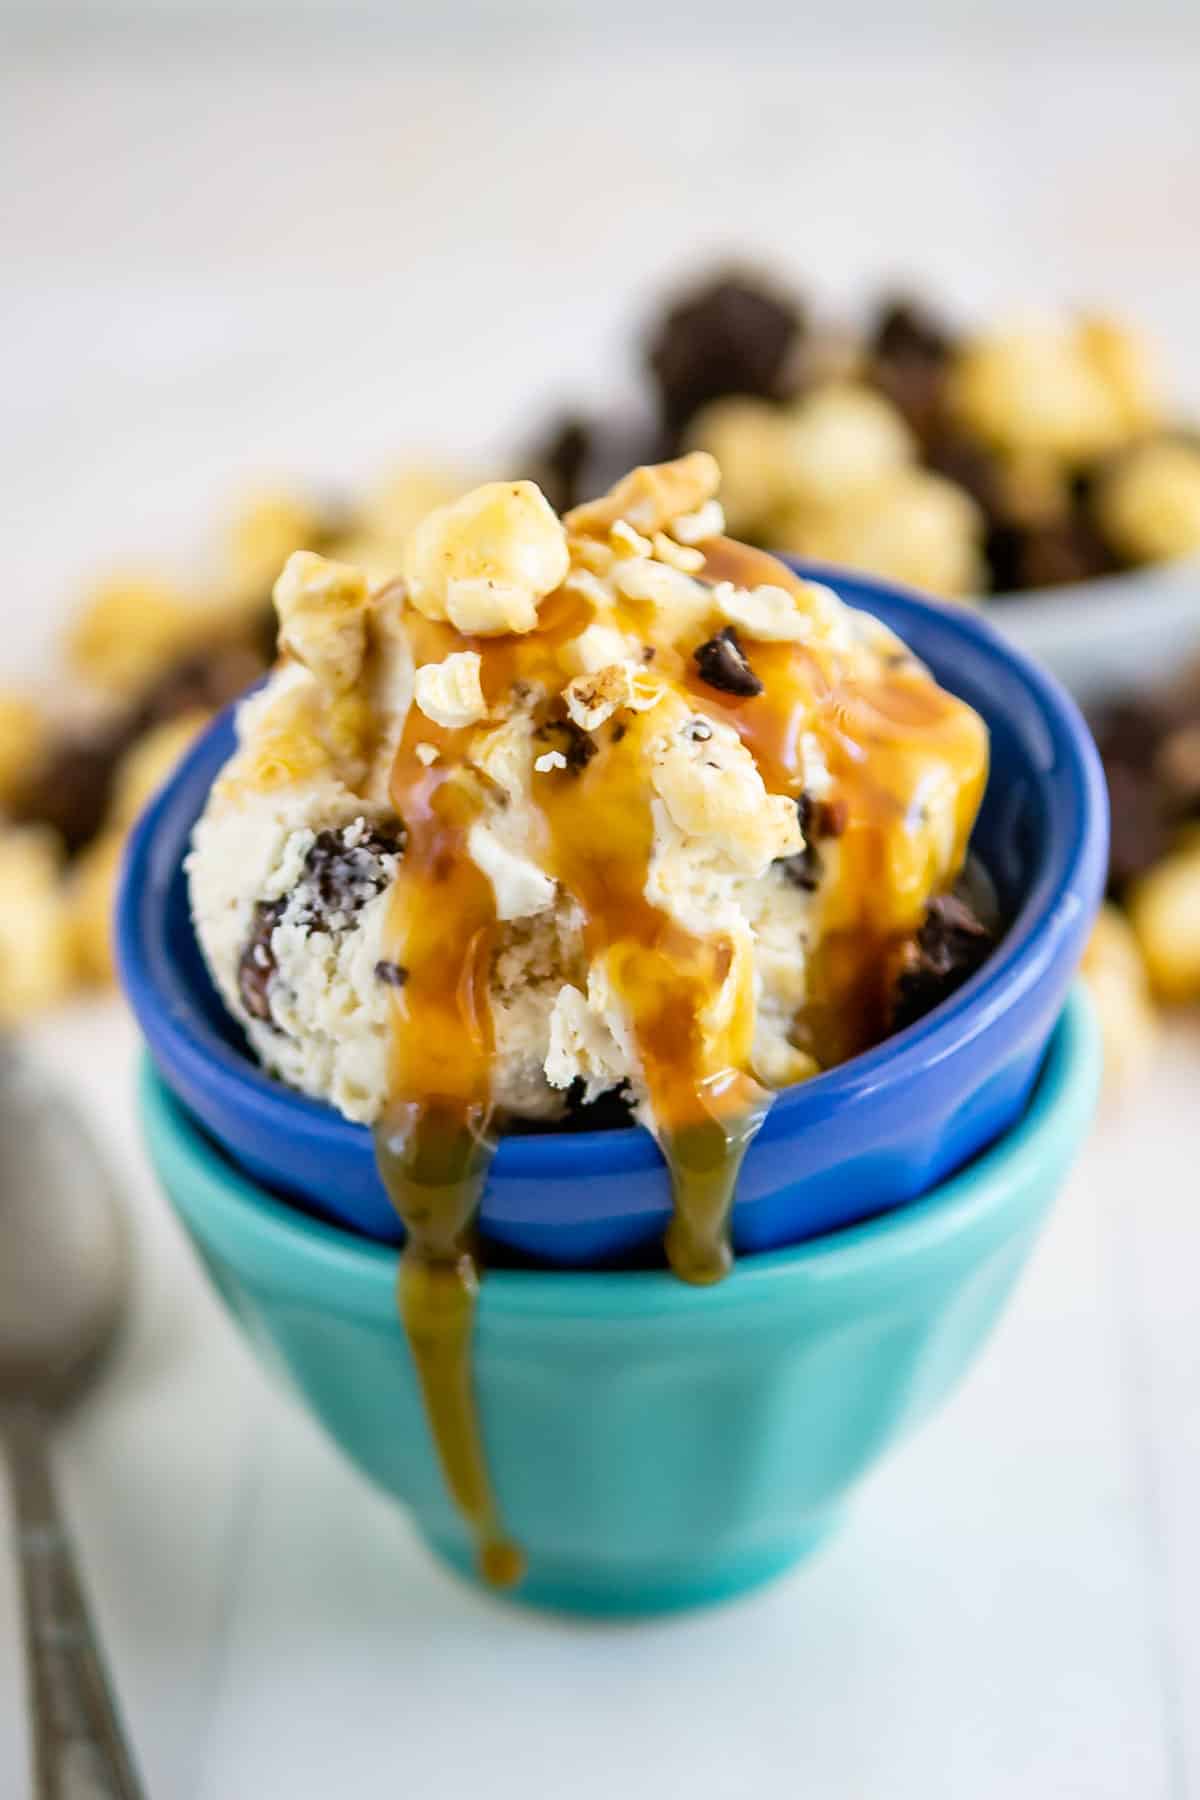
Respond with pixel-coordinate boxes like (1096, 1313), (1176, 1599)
(868, 295), (958, 446)
(892, 889), (995, 1032)
(645, 268), (807, 439)
(520, 412), (660, 514)
(10, 625), (273, 861)
(1092, 682), (1200, 894)
(8, 721), (138, 856)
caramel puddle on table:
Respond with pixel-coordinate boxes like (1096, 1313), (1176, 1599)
(369, 544), (987, 1584)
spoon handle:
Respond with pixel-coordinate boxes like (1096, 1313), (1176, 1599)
(2, 1402), (145, 1800)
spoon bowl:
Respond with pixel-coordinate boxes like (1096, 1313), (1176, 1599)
(0, 1051), (131, 1408)
(0, 1047), (145, 1799)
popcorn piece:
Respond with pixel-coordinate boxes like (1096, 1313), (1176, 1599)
(1077, 317), (1160, 437)
(415, 742), (439, 767)
(227, 490), (333, 599)
(566, 453), (719, 540)
(563, 664), (635, 732)
(685, 399), (790, 537)
(772, 467), (984, 600)
(1128, 844), (1200, 1002)
(273, 551), (369, 694)
(715, 581), (811, 644)
(0, 693), (47, 808)
(68, 574), (200, 697)
(1080, 903), (1157, 1089)
(69, 831), (124, 984)
(534, 750), (568, 773)
(413, 651), (487, 730)
(0, 828), (76, 1021)
(773, 382), (915, 509)
(671, 499), (726, 545)
(111, 711), (209, 829)
(610, 519), (653, 558)
(561, 622), (640, 676)
(649, 715), (802, 873)
(361, 465), (468, 545)
(467, 823), (555, 920)
(948, 323), (1136, 463)
(1094, 439), (1200, 564)
(403, 481), (569, 636)
(651, 532), (705, 574)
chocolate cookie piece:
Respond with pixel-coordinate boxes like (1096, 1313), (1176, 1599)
(296, 825), (405, 927)
(891, 891), (995, 1031)
(693, 626), (764, 698)
(645, 270), (806, 438)
(238, 898), (286, 1025)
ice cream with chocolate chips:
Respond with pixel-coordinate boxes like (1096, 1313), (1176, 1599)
(188, 453), (990, 1584)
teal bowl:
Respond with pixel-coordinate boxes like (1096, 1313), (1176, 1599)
(140, 994), (1099, 1617)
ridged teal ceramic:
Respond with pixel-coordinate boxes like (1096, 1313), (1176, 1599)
(140, 995), (1099, 1617)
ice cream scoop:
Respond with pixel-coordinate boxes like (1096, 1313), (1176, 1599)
(185, 454), (991, 1582)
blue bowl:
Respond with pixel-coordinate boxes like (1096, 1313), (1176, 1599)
(140, 993), (1101, 1616)
(118, 568), (1108, 1265)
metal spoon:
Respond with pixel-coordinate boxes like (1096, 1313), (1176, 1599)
(0, 1045), (145, 1799)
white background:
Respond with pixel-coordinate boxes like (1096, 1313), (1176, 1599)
(3, 18), (1200, 1798)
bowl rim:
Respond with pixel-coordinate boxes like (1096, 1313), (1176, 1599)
(118, 564), (1108, 1179)
(141, 990), (1098, 1323)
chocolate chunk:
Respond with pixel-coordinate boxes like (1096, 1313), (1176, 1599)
(778, 792), (846, 891)
(645, 270), (805, 436)
(693, 626), (763, 698)
(238, 899), (285, 1025)
(779, 845), (821, 892)
(374, 960), (408, 987)
(892, 891), (995, 1031)
(534, 713), (597, 772)
(298, 825), (404, 925)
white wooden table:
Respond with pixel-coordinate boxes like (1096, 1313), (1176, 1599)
(3, 37), (1199, 1798)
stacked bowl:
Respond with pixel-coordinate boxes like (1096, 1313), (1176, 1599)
(119, 566), (1108, 1615)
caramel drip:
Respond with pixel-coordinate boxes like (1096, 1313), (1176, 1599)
(373, 536), (987, 1581)
(532, 702), (771, 1283)
(693, 539), (989, 1061)
(374, 626), (522, 1589)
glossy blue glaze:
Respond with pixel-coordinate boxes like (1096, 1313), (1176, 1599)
(140, 995), (1101, 1615)
(117, 568), (1108, 1264)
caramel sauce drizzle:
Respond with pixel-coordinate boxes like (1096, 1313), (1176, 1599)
(373, 542), (987, 1584)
